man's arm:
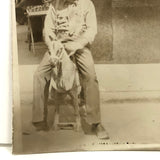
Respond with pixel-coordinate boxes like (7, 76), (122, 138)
(64, 0), (97, 53)
(76, 0), (97, 47)
(43, 5), (57, 52)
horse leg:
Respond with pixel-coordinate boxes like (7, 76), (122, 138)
(69, 87), (81, 131)
(54, 91), (60, 131)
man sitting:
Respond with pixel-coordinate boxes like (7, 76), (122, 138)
(32, 0), (109, 139)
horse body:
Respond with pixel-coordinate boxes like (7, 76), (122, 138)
(49, 39), (81, 131)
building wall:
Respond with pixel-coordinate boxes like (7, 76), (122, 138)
(92, 0), (160, 64)
(16, 0), (160, 64)
(112, 0), (160, 64)
(112, 0), (160, 7)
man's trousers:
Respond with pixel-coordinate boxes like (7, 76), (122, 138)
(32, 47), (101, 125)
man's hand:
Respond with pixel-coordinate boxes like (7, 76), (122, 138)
(49, 56), (59, 67)
(64, 41), (83, 54)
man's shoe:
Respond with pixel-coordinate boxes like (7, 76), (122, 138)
(94, 124), (109, 139)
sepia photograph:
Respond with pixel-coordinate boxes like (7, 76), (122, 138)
(13, 0), (160, 154)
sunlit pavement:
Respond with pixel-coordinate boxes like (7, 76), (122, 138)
(21, 90), (160, 154)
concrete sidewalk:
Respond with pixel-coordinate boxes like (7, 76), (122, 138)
(19, 64), (160, 101)
(21, 92), (160, 153)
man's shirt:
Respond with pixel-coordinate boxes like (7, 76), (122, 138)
(43, 0), (97, 51)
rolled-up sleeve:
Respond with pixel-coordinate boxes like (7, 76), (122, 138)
(75, 0), (97, 47)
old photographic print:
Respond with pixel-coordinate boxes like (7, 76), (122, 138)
(13, 0), (160, 154)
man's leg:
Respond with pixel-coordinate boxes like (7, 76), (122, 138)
(75, 47), (109, 139)
(75, 48), (100, 124)
(32, 52), (52, 129)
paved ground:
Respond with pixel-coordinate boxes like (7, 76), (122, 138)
(21, 92), (160, 154)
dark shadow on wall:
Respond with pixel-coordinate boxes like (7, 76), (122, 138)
(112, 0), (160, 63)
(91, 0), (113, 63)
